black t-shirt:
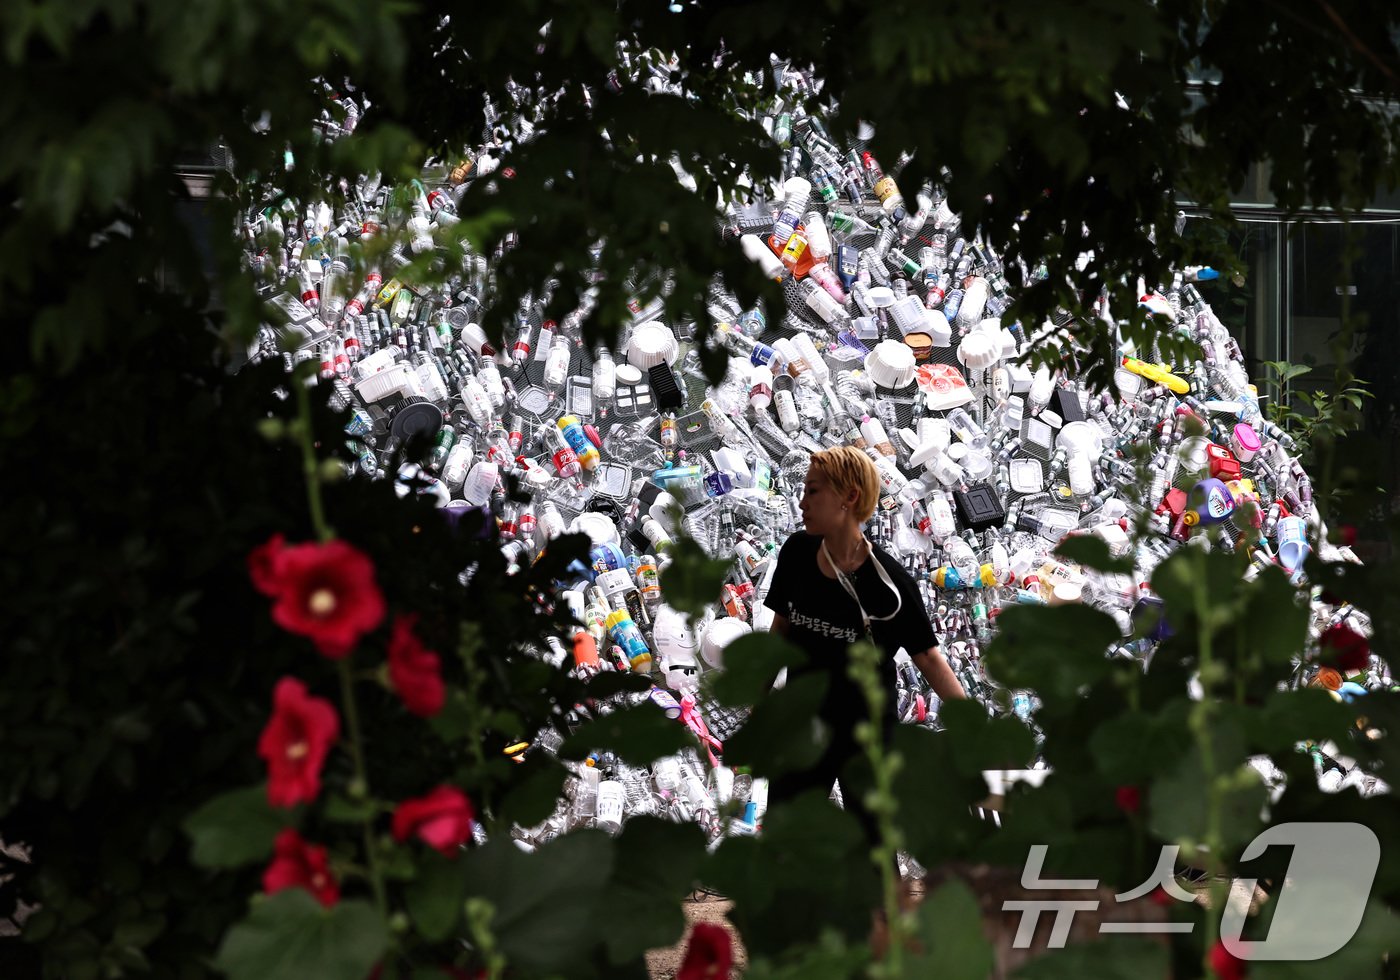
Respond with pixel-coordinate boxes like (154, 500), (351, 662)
(763, 531), (938, 733)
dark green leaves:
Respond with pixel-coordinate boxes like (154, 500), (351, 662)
(183, 785), (288, 869)
(983, 604), (1122, 703)
(903, 879), (996, 980)
(460, 831), (614, 976)
(662, 529), (731, 619)
(721, 672), (831, 779)
(707, 632), (806, 707)
(214, 891), (387, 980)
(599, 818), (708, 964)
(404, 852), (468, 942)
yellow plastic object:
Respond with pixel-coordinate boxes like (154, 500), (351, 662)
(1122, 357), (1189, 394)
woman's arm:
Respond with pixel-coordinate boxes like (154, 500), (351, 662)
(910, 644), (966, 701)
(769, 612), (789, 638)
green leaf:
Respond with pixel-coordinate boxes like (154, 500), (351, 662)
(582, 671), (653, 700)
(941, 698), (1037, 775)
(983, 604), (1121, 704)
(900, 879), (995, 980)
(1149, 747), (1268, 853)
(497, 755), (569, 829)
(1247, 896), (1400, 980)
(601, 817), (708, 964)
(708, 632), (807, 707)
(429, 689), (476, 743)
(183, 785), (287, 869)
(214, 891), (387, 980)
(1010, 936), (1168, 978)
(1248, 689), (1355, 756)
(662, 530), (731, 619)
(461, 830), (614, 975)
(405, 852), (467, 942)
(720, 672), (831, 779)
(707, 791), (878, 957)
(560, 701), (693, 766)
(1089, 709), (1185, 784)
(1235, 565), (1309, 665)
(322, 795), (378, 824)
(1054, 534), (1135, 575)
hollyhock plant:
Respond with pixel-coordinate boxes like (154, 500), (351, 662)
(258, 677), (340, 808)
(677, 923), (733, 980)
(264, 539), (386, 658)
(248, 533), (287, 596)
(262, 828), (340, 907)
(388, 614), (446, 717)
(392, 786), (475, 856)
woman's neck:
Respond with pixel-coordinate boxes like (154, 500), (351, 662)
(823, 521), (868, 570)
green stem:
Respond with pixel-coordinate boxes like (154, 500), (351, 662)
(295, 383), (385, 916)
(294, 381), (332, 543)
(340, 659), (388, 917)
(1193, 571), (1228, 970)
(847, 641), (906, 977)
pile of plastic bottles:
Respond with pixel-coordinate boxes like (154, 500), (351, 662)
(243, 60), (1390, 848)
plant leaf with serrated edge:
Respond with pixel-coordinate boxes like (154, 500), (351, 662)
(983, 604), (1121, 704)
(214, 891), (386, 980)
(183, 784), (289, 869)
(663, 531), (730, 619)
(460, 830), (613, 976)
(901, 878), (995, 980)
(721, 672), (830, 779)
(708, 632), (807, 707)
(497, 754), (568, 829)
(1054, 533), (1135, 574)
(600, 817), (708, 964)
(404, 851), (466, 942)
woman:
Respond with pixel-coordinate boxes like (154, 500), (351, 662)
(764, 445), (966, 847)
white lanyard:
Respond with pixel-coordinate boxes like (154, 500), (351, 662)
(821, 537), (902, 631)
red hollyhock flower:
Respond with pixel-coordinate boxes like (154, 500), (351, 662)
(1320, 622), (1370, 674)
(248, 533), (288, 596)
(392, 786), (475, 856)
(1209, 939), (1247, 980)
(388, 614), (446, 717)
(269, 540), (386, 658)
(258, 677), (340, 808)
(677, 923), (733, 980)
(1115, 785), (1141, 815)
(263, 828), (340, 907)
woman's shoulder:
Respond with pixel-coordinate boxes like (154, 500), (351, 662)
(780, 530), (819, 554)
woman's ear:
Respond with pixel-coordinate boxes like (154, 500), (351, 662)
(845, 486), (861, 510)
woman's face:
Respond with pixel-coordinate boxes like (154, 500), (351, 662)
(799, 470), (853, 536)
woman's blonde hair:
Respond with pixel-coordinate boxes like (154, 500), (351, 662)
(808, 446), (881, 522)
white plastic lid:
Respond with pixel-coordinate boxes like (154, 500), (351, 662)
(957, 331), (1000, 370)
(866, 285), (897, 309)
(864, 339), (916, 389)
(627, 321), (678, 369)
